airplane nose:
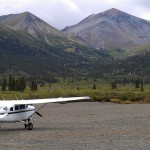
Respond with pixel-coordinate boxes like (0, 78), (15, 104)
(28, 105), (35, 110)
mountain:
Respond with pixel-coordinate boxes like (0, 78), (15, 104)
(0, 11), (76, 47)
(0, 17), (110, 76)
(0, 24), (65, 75)
(1, 10), (150, 77)
(63, 8), (150, 50)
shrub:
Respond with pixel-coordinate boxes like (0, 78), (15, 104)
(119, 93), (128, 101)
(129, 93), (145, 101)
(110, 98), (121, 103)
(93, 96), (102, 101)
(93, 96), (105, 102)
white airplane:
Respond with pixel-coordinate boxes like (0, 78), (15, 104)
(0, 96), (89, 130)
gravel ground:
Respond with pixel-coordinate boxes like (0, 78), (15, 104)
(0, 102), (150, 150)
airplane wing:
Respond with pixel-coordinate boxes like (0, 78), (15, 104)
(0, 96), (90, 105)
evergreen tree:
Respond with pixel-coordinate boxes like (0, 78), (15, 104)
(11, 77), (16, 91)
(77, 87), (80, 90)
(8, 74), (15, 91)
(18, 77), (27, 92)
(93, 84), (96, 90)
(8, 74), (12, 91)
(8, 75), (26, 91)
(141, 78), (144, 92)
(2, 77), (7, 91)
(135, 79), (140, 88)
(30, 81), (38, 91)
(15, 79), (19, 91)
(111, 81), (117, 89)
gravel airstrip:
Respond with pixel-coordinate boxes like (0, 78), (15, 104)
(0, 102), (150, 150)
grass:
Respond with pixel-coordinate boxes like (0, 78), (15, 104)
(0, 79), (150, 103)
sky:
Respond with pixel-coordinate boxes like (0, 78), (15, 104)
(0, 0), (150, 29)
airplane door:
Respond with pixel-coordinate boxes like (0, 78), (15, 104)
(9, 106), (14, 121)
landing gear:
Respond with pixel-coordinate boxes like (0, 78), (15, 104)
(24, 123), (27, 129)
(24, 119), (33, 130)
(26, 122), (33, 130)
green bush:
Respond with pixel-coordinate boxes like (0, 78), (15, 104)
(110, 98), (121, 103)
(119, 93), (128, 101)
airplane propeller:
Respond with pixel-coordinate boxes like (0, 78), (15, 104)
(35, 111), (43, 117)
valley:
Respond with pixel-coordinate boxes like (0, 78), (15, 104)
(0, 8), (150, 101)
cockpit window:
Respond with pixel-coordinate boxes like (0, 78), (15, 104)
(10, 107), (13, 111)
(15, 105), (19, 111)
(3, 107), (7, 111)
(20, 105), (25, 109)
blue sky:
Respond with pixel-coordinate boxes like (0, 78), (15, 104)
(0, 0), (150, 29)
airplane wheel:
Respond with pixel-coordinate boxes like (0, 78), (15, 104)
(24, 123), (27, 129)
(27, 122), (33, 130)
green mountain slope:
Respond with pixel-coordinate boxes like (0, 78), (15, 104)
(0, 24), (110, 76)
(0, 12), (80, 48)
(114, 52), (150, 75)
(108, 42), (150, 59)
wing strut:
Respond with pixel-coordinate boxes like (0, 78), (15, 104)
(36, 103), (47, 112)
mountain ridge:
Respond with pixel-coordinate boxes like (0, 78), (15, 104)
(0, 13), (109, 76)
(63, 8), (150, 50)
(0, 9), (150, 77)
(0, 11), (71, 46)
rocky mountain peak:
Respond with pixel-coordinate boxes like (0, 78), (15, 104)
(104, 8), (121, 17)
(0, 11), (66, 45)
(21, 11), (39, 22)
(63, 8), (150, 50)
(20, 11), (41, 25)
(22, 11), (32, 15)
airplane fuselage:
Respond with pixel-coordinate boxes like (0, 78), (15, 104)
(0, 104), (35, 122)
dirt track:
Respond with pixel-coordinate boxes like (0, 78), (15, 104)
(0, 102), (150, 150)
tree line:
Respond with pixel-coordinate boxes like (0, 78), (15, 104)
(1, 75), (38, 92)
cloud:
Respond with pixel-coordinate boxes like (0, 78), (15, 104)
(61, 0), (79, 12)
(103, 0), (125, 5)
(0, 0), (150, 29)
(28, 0), (85, 29)
(138, 0), (150, 8)
(0, 0), (23, 14)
